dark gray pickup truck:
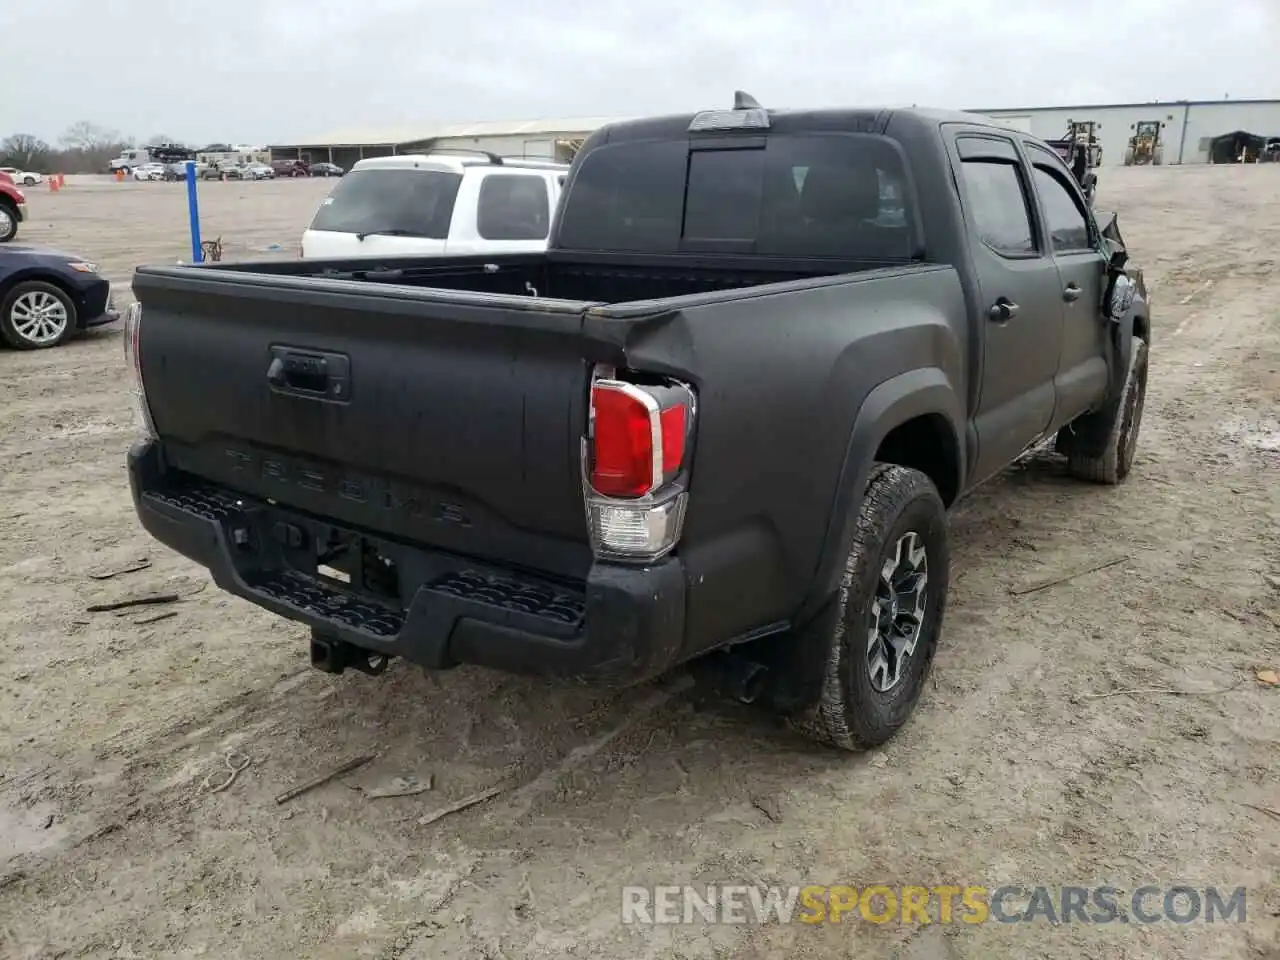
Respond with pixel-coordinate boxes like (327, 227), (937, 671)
(125, 95), (1151, 751)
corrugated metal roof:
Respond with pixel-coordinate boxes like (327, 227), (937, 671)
(275, 99), (1280, 148)
(970, 98), (1280, 115)
(273, 116), (632, 148)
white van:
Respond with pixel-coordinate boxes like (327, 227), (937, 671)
(300, 153), (568, 260)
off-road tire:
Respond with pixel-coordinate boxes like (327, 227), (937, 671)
(788, 464), (949, 751)
(1060, 339), (1149, 484)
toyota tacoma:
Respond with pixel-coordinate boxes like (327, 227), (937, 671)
(124, 94), (1150, 750)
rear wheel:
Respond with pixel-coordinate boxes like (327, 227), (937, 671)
(787, 464), (949, 751)
(0, 202), (18, 243)
(23, 176), (36, 186)
(1, 281), (77, 350)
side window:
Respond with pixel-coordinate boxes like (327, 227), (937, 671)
(1032, 167), (1091, 253)
(477, 174), (550, 241)
(958, 159), (1036, 257)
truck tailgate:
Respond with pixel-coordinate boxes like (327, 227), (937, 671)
(132, 267), (599, 578)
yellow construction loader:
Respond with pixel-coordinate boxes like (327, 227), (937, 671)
(554, 138), (586, 163)
(1124, 121), (1165, 165)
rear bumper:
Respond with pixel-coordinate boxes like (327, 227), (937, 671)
(128, 441), (686, 684)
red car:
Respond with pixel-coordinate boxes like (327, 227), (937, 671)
(0, 172), (27, 243)
(270, 159), (311, 177)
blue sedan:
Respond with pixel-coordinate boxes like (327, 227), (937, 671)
(0, 246), (119, 349)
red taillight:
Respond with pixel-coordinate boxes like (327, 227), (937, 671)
(591, 382), (658, 497)
(589, 379), (691, 498)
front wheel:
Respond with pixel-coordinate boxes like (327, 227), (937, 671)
(788, 464), (949, 751)
(1, 281), (78, 350)
(0, 202), (18, 242)
(1059, 339), (1149, 484)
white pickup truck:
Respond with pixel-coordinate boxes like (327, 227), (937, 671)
(300, 152), (568, 260)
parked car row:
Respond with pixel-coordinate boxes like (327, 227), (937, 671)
(127, 160), (347, 183)
(272, 159), (344, 178)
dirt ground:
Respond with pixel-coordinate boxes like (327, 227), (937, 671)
(0, 169), (1277, 960)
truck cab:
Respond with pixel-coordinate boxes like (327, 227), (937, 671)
(109, 148), (151, 174)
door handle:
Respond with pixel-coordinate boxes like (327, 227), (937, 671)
(266, 347), (351, 401)
(987, 298), (1020, 322)
(1063, 283), (1082, 303)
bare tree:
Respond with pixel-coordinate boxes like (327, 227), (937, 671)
(60, 120), (123, 152)
(45, 121), (135, 173)
(0, 134), (52, 170)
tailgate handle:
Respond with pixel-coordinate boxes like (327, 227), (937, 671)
(267, 347), (351, 402)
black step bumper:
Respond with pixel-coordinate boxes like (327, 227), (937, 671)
(128, 440), (686, 684)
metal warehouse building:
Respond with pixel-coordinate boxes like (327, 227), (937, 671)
(271, 98), (1280, 171)
(972, 98), (1280, 167)
(269, 116), (628, 170)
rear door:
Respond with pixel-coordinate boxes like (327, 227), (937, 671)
(949, 133), (1064, 483)
(446, 169), (554, 255)
(1022, 141), (1110, 426)
(301, 166), (460, 259)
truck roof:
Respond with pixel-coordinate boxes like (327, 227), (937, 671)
(588, 106), (1022, 145)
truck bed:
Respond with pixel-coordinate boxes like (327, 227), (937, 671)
(198, 251), (901, 304)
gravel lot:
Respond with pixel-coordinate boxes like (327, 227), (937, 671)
(1, 170), (1277, 960)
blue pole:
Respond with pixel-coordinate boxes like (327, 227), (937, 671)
(185, 160), (203, 263)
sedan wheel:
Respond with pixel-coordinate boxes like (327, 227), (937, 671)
(1, 282), (76, 349)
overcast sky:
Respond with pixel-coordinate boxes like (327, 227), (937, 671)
(6, 0), (1278, 145)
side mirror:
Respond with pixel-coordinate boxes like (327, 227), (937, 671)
(1107, 242), (1128, 271)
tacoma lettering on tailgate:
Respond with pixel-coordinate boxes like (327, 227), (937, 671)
(222, 447), (473, 527)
